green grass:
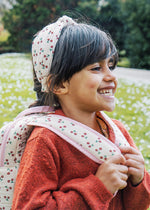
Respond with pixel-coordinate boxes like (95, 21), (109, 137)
(0, 53), (36, 125)
(0, 53), (150, 174)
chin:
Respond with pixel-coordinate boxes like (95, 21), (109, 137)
(104, 105), (115, 112)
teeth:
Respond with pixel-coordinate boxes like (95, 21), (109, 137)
(99, 89), (113, 96)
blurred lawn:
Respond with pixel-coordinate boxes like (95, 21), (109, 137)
(0, 53), (36, 124)
(0, 53), (150, 173)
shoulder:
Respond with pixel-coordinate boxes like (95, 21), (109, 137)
(27, 109), (65, 144)
(29, 126), (57, 140)
(26, 126), (62, 155)
(23, 126), (62, 168)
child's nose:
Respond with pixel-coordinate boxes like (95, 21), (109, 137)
(103, 66), (117, 82)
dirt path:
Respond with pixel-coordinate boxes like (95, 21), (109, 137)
(114, 67), (150, 84)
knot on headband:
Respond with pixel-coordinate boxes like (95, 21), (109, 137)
(32, 15), (77, 92)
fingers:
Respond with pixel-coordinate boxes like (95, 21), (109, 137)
(125, 157), (144, 183)
(117, 164), (128, 174)
(120, 146), (144, 168)
(120, 146), (145, 185)
(119, 171), (128, 182)
(127, 167), (144, 185)
(125, 154), (144, 162)
(120, 146), (140, 156)
(125, 156), (144, 167)
(118, 179), (128, 190)
(108, 155), (129, 188)
(109, 162), (128, 192)
(112, 172), (128, 191)
(127, 166), (140, 176)
(107, 153), (126, 165)
(120, 146), (145, 167)
(107, 154), (129, 174)
(96, 154), (129, 194)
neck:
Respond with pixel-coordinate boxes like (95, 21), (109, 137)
(61, 106), (100, 132)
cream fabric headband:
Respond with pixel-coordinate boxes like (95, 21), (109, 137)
(32, 15), (77, 92)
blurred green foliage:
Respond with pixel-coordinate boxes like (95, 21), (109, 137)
(1, 0), (150, 69)
(121, 0), (150, 69)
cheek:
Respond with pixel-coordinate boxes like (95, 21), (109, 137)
(115, 79), (118, 87)
(86, 78), (99, 89)
(114, 79), (118, 91)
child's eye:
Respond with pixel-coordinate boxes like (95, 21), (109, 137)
(90, 67), (101, 71)
(109, 65), (115, 71)
(108, 58), (116, 71)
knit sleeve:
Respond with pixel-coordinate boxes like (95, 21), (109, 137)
(112, 119), (150, 210)
(12, 127), (113, 210)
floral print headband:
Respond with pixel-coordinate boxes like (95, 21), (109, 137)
(32, 16), (77, 92)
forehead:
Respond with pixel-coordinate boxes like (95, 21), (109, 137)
(86, 56), (116, 67)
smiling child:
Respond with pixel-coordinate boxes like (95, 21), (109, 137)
(12, 15), (150, 210)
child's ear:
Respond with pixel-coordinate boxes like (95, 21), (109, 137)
(53, 81), (69, 95)
(47, 75), (69, 95)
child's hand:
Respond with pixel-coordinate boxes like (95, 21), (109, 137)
(95, 155), (128, 195)
(120, 146), (145, 186)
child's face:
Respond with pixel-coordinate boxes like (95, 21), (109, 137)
(63, 57), (118, 113)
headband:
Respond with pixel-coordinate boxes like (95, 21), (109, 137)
(32, 15), (77, 92)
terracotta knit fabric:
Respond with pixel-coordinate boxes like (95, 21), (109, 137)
(12, 110), (150, 210)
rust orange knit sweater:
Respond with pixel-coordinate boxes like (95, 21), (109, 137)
(12, 110), (150, 210)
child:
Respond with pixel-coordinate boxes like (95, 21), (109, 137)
(12, 15), (150, 209)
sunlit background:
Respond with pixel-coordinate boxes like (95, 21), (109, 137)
(0, 0), (150, 185)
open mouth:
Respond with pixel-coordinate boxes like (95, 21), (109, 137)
(99, 89), (113, 96)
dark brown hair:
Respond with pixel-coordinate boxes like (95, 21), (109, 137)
(30, 23), (118, 109)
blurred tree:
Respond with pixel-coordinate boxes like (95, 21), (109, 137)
(3, 0), (124, 52)
(97, 0), (125, 52)
(76, 0), (100, 22)
(2, 0), (79, 51)
(121, 0), (150, 69)
(3, 0), (150, 70)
